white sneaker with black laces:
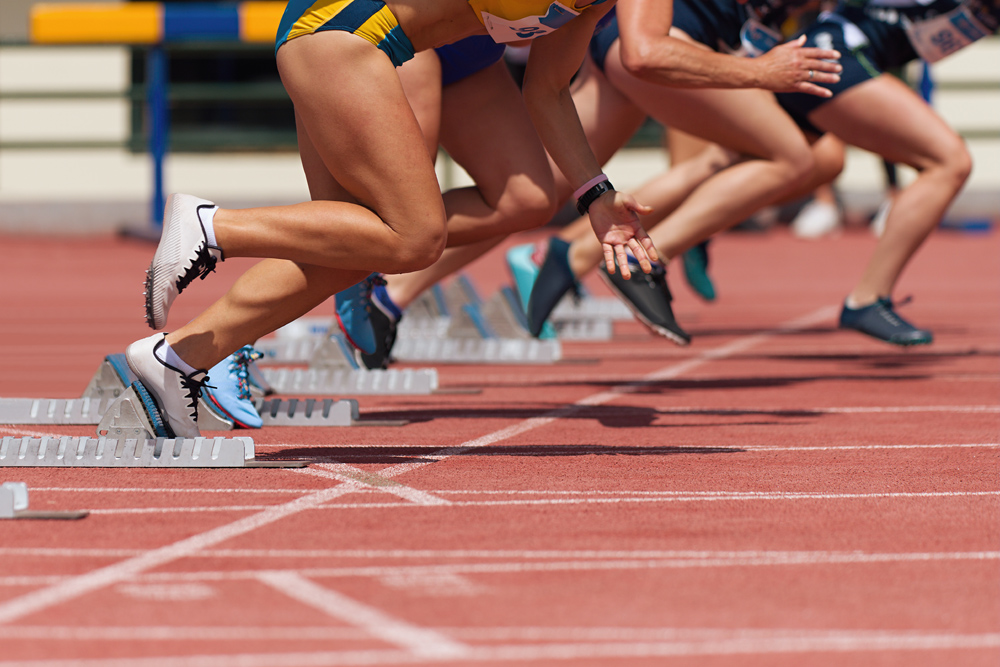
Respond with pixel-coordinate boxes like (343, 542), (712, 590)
(125, 333), (211, 439)
(144, 194), (223, 330)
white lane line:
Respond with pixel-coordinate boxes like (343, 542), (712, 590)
(293, 464), (451, 506)
(0, 306), (834, 625)
(369, 307), (840, 481)
(256, 571), (468, 658)
(0, 632), (997, 665)
(0, 625), (996, 646)
(5, 550), (993, 587)
(28, 487), (319, 494)
(1, 547), (996, 562)
(71, 489), (1000, 516)
(654, 405), (1000, 414)
(0, 485), (360, 625)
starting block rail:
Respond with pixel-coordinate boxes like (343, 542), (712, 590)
(0, 482), (87, 520)
(261, 367), (438, 395)
(1, 434), (256, 468)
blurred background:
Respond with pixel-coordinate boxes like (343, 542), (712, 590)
(0, 0), (997, 234)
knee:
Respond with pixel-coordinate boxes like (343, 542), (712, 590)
(494, 176), (558, 233)
(942, 138), (973, 188)
(389, 219), (447, 273)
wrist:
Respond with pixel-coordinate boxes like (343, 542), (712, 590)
(575, 176), (615, 216)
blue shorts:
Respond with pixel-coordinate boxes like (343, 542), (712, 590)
(776, 13), (914, 136)
(275, 0), (416, 67)
(435, 36), (507, 86)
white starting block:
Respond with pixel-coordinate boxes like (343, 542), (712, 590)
(0, 352), (384, 429)
(0, 382), (303, 469)
(0, 482), (88, 520)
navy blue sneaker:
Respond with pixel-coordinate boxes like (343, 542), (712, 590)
(681, 240), (716, 302)
(359, 281), (402, 370)
(506, 243), (557, 339)
(335, 273), (385, 355)
(525, 238), (578, 338)
(599, 258), (691, 346)
(202, 346), (264, 429)
(839, 297), (933, 346)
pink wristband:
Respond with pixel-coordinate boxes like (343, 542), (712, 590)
(573, 174), (610, 202)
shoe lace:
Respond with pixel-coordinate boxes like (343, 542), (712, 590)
(179, 370), (213, 422)
(875, 296), (915, 329)
(228, 346), (264, 400)
(177, 243), (221, 292)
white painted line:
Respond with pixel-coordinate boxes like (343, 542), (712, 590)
(0, 632), (997, 665)
(370, 306), (840, 482)
(55, 488), (1000, 516)
(654, 405), (1000, 414)
(5, 549), (992, 588)
(28, 487), (320, 494)
(1, 547), (996, 563)
(0, 485), (360, 625)
(0, 306), (837, 625)
(256, 571), (468, 658)
(294, 464), (451, 506)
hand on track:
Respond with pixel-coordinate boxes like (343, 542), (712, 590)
(755, 35), (842, 97)
(588, 191), (656, 280)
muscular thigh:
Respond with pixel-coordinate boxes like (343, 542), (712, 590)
(438, 61), (554, 205)
(278, 32), (444, 230)
(603, 40), (808, 161)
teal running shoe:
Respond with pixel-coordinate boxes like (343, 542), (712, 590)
(839, 297), (933, 346)
(203, 346), (264, 429)
(505, 243), (556, 339)
(681, 240), (716, 302)
(335, 273), (385, 355)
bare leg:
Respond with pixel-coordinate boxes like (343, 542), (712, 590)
(808, 75), (972, 304)
(603, 37), (817, 260)
(436, 61), (556, 245)
(163, 32), (448, 368)
(383, 60), (558, 308)
(387, 238), (505, 309)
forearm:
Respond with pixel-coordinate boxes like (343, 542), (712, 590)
(619, 37), (763, 89)
(523, 80), (603, 191)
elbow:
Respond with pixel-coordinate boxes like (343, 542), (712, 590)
(619, 41), (657, 80)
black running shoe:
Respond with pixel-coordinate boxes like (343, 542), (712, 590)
(360, 303), (399, 369)
(839, 297), (933, 346)
(599, 259), (691, 346)
(526, 237), (579, 337)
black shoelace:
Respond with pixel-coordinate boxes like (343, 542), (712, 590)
(176, 243), (220, 292)
(179, 370), (213, 421)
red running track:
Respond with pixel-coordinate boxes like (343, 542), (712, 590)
(0, 226), (997, 666)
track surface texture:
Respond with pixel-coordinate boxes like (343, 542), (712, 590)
(0, 226), (997, 666)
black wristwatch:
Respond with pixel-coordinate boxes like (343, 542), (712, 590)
(576, 179), (615, 216)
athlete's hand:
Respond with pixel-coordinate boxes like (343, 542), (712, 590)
(754, 35), (842, 97)
(587, 191), (657, 280)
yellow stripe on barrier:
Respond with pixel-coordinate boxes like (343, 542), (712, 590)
(31, 2), (163, 44)
(240, 2), (285, 43)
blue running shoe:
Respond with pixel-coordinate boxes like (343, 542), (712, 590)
(526, 238), (577, 338)
(505, 243), (557, 339)
(203, 346), (264, 429)
(335, 273), (385, 355)
(681, 240), (716, 302)
(839, 297), (933, 346)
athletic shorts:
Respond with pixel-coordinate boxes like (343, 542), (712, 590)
(436, 35), (507, 86)
(275, 0), (416, 67)
(776, 12), (916, 136)
(670, 0), (748, 53)
(589, 0), (747, 73)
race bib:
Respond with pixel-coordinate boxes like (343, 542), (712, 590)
(739, 18), (783, 57)
(480, 2), (580, 43)
(903, 4), (992, 62)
